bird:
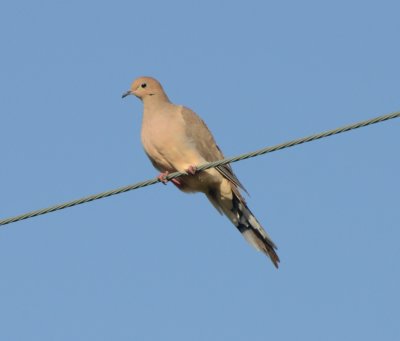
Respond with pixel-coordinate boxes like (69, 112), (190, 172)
(122, 76), (280, 268)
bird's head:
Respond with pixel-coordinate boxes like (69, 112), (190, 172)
(122, 76), (166, 101)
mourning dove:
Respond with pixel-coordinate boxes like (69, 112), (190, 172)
(122, 77), (280, 267)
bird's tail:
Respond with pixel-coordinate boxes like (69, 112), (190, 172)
(207, 192), (280, 268)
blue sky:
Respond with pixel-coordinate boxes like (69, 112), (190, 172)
(1, 1), (399, 340)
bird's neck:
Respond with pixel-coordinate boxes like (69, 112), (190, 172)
(142, 93), (170, 111)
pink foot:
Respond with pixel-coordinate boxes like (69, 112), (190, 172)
(157, 171), (183, 187)
(157, 171), (169, 185)
(185, 165), (197, 175)
(171, 178), (182, 187)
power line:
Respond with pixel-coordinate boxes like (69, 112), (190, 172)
(1, 110), (399, 227)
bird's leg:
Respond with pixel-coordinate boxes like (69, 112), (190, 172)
(157, 171), (169, 185)
(171, 178), (182, 186)
(185, 165), (197, 175)
(157, 171), (183, 186)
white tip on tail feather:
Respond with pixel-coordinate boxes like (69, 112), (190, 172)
(242, 229), (263, 251)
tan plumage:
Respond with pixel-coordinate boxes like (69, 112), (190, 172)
(123, 76), (280, 268)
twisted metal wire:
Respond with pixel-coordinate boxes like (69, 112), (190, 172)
(1, 110), (399, 227)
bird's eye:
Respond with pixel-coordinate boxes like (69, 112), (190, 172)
(141, 83), (147, 88)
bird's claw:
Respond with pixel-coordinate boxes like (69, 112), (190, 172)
(185, 165), (197, 175)
(157, 171), (169, 185)
(157, 171), (183, 187)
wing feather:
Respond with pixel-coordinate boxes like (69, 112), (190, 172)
(180, 106), (248, 194)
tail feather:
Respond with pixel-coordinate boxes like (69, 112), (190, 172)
(238, 219), (280, 268)
(207, 190), (280, 268)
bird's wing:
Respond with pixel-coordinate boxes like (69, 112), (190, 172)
(180, 106), (248, 194)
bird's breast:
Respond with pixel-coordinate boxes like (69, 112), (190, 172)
(140, 113), (202, 173)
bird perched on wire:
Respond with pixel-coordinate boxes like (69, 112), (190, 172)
(122, 77), (280, 268)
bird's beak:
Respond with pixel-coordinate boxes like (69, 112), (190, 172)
(122, 90), (132, 99)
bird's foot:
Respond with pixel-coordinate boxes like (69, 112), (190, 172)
(157, 171), (182, 186)
(185, 165), (197, 175)
(171, 178), (182, 186)
(157, 171), (169, 185)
